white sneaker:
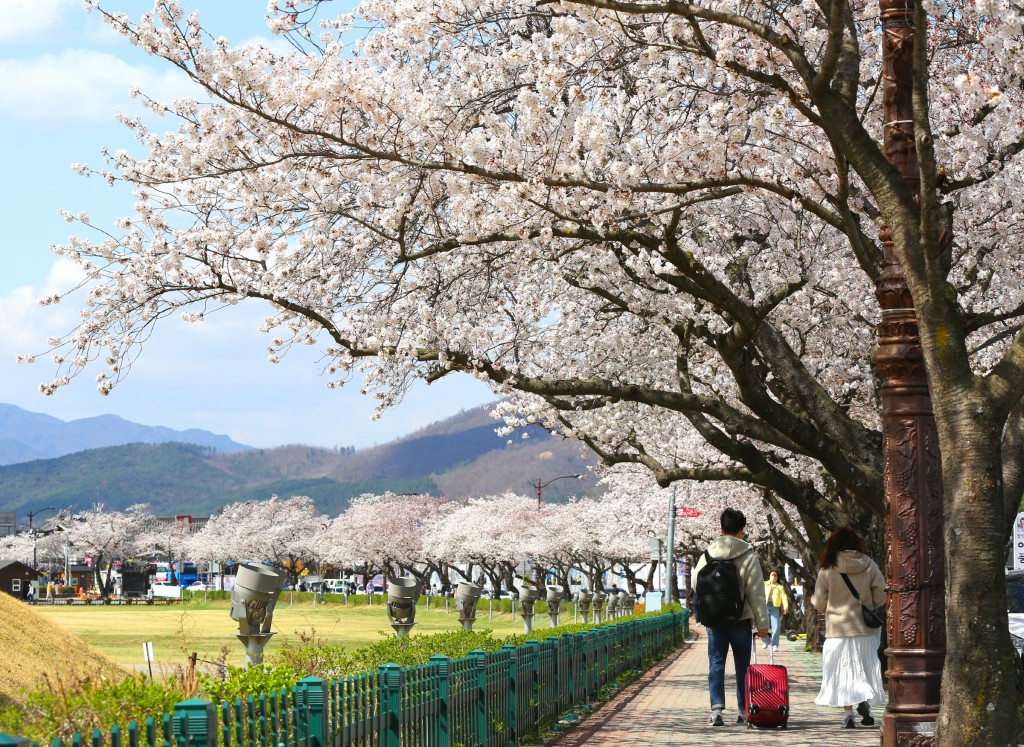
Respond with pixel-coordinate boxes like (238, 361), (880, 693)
(761, 641), (769, 649)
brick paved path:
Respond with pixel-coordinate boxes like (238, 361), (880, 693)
(550, 628), (882, 746)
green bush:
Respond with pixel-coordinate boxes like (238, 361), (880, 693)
(0, 672), (185, 745)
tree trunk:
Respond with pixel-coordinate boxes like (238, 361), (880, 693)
(936, 431), (1019, 744)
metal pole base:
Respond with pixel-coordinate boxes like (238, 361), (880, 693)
(549, 613), (560, 628)
(459, 617), (476, 632)
(522, 614), (534, 635)
(391, 623), (415, 637)
(237, 633), (275, 668)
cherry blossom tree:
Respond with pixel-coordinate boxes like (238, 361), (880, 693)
(191, 496), (325, 583)
(319, 492), (448, 583)
(0, 533), (34, 566)
(61, 504), (153, 597)
(136, 516), (196, 572)
(31, 0), (1024, 738)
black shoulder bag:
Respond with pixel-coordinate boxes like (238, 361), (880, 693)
(839, 572), (884, 629)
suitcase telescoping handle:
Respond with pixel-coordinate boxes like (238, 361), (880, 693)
(752, 630), (774, 665)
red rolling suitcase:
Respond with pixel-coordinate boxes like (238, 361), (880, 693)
(745, 635), (790, 729)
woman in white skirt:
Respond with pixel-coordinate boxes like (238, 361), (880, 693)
(810, 526), (886, 728)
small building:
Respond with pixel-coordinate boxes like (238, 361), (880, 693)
(0, 559), (43, 600)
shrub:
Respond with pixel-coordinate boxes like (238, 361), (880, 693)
(0, 672), (185, 745)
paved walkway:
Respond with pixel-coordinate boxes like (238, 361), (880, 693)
(550, 628), (881, 746)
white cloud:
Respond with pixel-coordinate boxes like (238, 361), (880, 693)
(0, 0), (80, 42)
(0, 258), (84, 348)
(0, 49), (196, 123)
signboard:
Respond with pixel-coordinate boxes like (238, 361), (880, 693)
(1015, 512), (1024, 571)
(142, 641), (155, 662)
(676, 507), (701, 518)
(175, 515), (193, 535)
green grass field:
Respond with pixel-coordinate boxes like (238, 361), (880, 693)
(32, 594), (547, 671)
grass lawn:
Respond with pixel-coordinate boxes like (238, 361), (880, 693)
(31, 594), (548, 671)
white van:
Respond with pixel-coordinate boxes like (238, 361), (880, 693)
(323, 579), (347, 594)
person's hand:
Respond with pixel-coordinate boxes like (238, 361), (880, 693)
(757, 628), (770, 638)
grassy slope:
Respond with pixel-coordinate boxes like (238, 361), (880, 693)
(30, 596), (543, 670)
(0, 593), (121, 708)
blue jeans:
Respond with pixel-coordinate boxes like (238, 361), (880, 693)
(767, 606), (782, 648)
(707, 619), (754, 710)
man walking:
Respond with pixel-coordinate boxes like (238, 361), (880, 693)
(693, 508), (770, 726)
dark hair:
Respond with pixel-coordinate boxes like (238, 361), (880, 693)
(721, 508), (747, 534)
(819, 526), (868, 568)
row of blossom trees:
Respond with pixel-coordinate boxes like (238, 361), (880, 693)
(2, 483), (782, 599)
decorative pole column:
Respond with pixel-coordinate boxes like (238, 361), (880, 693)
(874, 1), (946, 743)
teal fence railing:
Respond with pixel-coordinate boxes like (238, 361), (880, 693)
(0, 610), (687, 747)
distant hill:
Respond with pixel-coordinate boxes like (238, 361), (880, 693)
(0, 404), (249, 465)
(0, 406), (598, 519)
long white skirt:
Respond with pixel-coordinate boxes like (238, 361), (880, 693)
(814, 630), (887, 707)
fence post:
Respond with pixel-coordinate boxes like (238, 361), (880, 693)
(378, 663), (402, 747)
(598, 627), (606, 684)
(429, 655), (450, 747)
(524, 640), (540, 733)
(561, 633), (576, 706)
(502, 644), (517, 746)
(587, 630), (599, 699)
(0, 736), (30, 747)
(173, 699), (217, 747)
(469, 649), (488, 746)
(295, 677), (327, 747)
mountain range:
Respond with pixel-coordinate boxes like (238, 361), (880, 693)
(0, 404), (248, 464)
(0, 404), (597, 520)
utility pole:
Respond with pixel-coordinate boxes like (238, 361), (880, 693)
(532, 474), (582, 511)
(874, 1), (945, 742)
(26, 507), (57, 569)
(665, 485), (676, 604)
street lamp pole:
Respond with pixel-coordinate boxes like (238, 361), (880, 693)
(875, 1), (945, 743)
(665, 485), (676, 604)
(26, 507), (57, 569)
(533, 474), (582, 511)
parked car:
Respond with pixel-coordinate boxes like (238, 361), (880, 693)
(186, 582), (209, 591)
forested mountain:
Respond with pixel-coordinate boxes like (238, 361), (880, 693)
(0, 406), (597, 518)
(0, 404), (249, 464)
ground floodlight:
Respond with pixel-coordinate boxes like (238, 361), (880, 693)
(230, 564), (285, 667)
(387, 576), (420, 637)
(546, 585), (564, 628)
(455, 581), (483, 631)
(517, 584), (539, 634)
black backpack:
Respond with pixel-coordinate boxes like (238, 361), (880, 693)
(695, 549), (745, 626)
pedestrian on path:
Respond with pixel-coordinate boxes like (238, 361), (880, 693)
(810, 526), (886, 729)
(764, 570), (789, 650)
(693, 508), (770, 727)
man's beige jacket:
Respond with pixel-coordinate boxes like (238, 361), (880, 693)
(693, 535), (769, 631)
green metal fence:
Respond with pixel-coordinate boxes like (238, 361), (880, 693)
(0, 610), (687, 747)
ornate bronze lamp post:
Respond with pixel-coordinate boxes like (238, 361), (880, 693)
(874, 1), (945, 742)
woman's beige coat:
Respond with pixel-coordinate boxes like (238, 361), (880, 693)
(810, 550), (886, 638)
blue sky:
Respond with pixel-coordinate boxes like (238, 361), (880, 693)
(0, 0), (494, 449)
